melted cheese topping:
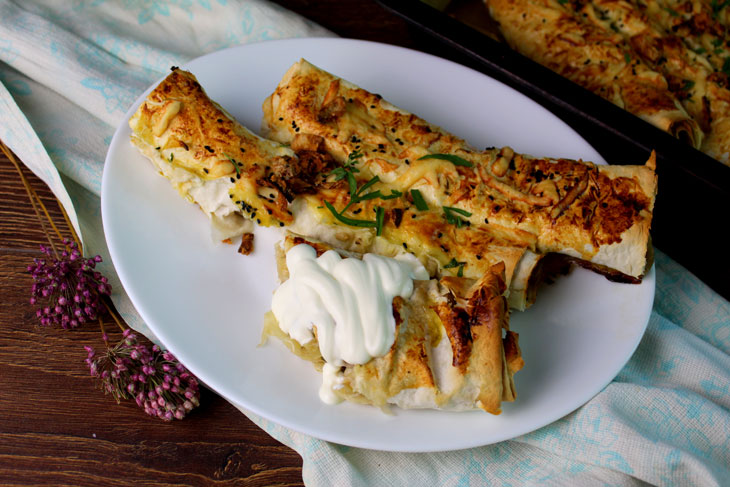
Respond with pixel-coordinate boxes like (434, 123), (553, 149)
(271, 244), (428, 403)
(262, 60), (658, 280)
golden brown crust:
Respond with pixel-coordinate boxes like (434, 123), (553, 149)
(129, 68), (298, 227)
(466, 262), (510, 414)
(263, 59), (658, 280)
(581, 0), (730, 163)
(483, 0), (702, 147)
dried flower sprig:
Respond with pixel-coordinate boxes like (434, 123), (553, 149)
(2, 140), (201, 421)
(28, 239), (111, 329)
(85, 329), (200, 421)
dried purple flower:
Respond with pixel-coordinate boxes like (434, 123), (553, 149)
(28, 239), (111, 329)
(85, 329), (200, 421)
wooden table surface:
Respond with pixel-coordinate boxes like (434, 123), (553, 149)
(0, 2), (442, 485)
(2, 1), (726, 485)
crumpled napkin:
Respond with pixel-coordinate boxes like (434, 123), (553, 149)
(2, 1), (728, 485)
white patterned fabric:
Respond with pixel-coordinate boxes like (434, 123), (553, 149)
(1, 2), (728, 485)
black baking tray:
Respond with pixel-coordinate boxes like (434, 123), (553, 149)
(378, 0), (730, 300)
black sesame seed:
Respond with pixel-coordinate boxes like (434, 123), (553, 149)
(203, 168), (209, 174)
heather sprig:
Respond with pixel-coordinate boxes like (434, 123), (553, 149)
(85, 329), (200, 421)
(27, 239), (111, 329)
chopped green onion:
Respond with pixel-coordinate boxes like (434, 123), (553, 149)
(324, 201), (377, 228)
(225, 155), (241, 176)
(418, 153), (473, 167)
(444, 258), (466, 277)
(443, 206), (472, 217)
(347, 172), (358, 197)
(443, 206), (472, 228)
(379, 189), (403, 200)
(411, 189), (429, 211)
(375, 206), (385, 236)
(357, 176), (380, 196)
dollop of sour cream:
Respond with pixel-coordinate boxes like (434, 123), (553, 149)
(271, 244), (429, 403)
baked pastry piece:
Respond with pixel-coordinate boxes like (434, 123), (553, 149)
(262, 234), (524, 414)
(286, 187), (546, 311)
(128, 68), (305, 240)
(261, 59), (658, 288)
(482, 0), (702, 148)
(580, 0), (730, 163)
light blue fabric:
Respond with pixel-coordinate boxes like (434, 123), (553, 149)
(2, 1), (728, 485)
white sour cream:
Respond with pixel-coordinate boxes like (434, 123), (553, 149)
(271, 244), (428, 403)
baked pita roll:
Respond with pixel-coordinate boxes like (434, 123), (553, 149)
(262, 59), (658, 285)
(128, 68), (302, 241)
(262, 235), (524, 414)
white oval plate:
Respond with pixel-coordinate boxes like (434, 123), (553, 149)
(102, 38), (654, 452)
